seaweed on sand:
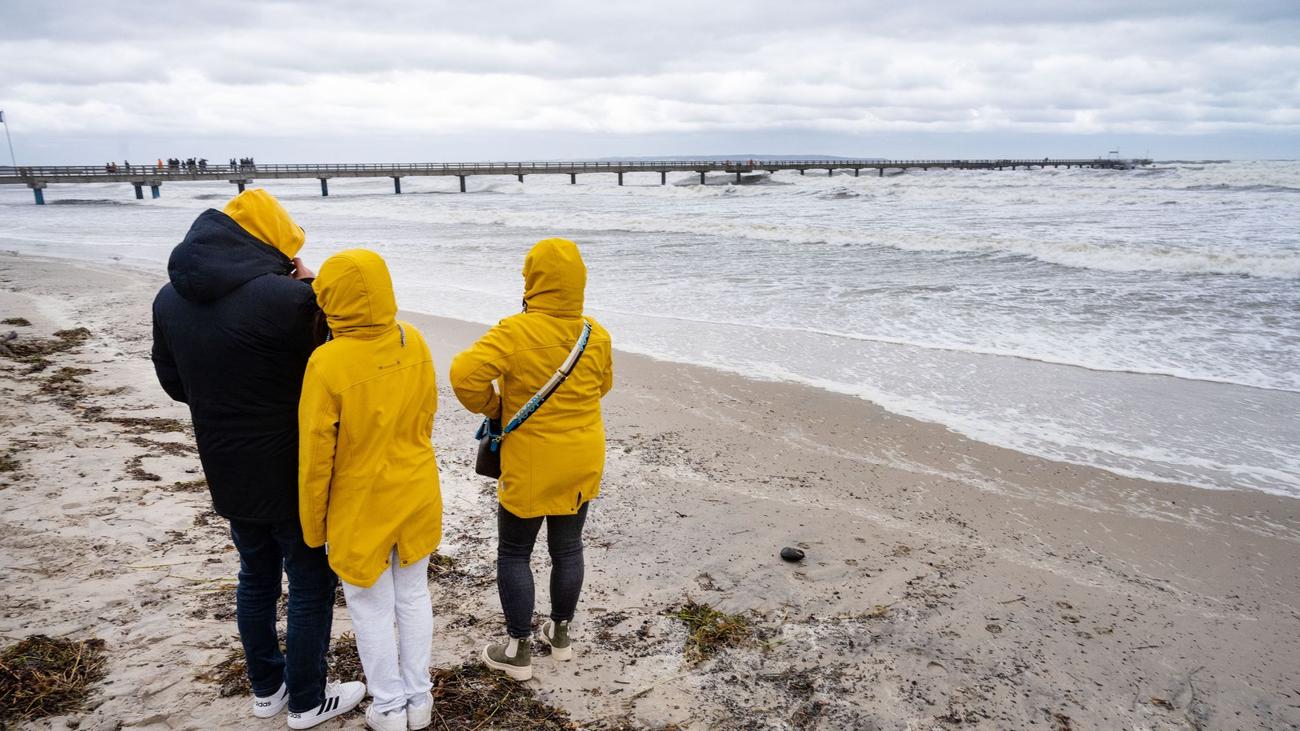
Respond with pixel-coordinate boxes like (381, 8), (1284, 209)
(0, 328), (92, 371)
(429, 662), (575, 730)
(0, 635), (108, 724)
(668, 599), (754, 664)
(196, 646), (249, 697)
(199, 633), (365, 698)
(326, 633), (364, 683)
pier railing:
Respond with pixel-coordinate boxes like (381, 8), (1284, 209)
(0, 157), (1153, 204)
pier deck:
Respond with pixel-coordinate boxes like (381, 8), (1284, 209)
(0, 158), (1151, 204)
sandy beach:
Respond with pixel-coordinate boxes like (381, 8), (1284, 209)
(2, 251), (1298, 730)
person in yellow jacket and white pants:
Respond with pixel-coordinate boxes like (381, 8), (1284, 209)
(451, 237), (613, 681)
(298, 249), (443, 731)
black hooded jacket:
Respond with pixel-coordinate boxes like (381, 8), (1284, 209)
(151, 209), (319, 522)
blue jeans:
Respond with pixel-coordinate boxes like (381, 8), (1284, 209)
(228, 518), (336, 713)
(496, 502), (589, 639)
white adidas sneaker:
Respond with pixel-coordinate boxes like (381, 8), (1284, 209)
(252, 682), (289, 718)
(287, 681), (367, 729)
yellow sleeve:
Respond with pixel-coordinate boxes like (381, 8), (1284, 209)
(601, 344), (614, 397)
(450, 323), (511, 419)
(298, 357), (339, 548)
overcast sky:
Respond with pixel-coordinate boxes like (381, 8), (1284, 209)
(3, 0), (1298, 162)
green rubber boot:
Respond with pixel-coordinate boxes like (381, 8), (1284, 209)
(540, 620), (573, 661)
(481, 637), (532, 681)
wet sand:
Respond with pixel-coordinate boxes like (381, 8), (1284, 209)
(1, 252), (1298, 730)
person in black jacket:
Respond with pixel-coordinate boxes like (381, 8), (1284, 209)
(151, 189), (365, 728)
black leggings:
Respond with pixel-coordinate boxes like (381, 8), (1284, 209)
(496, 501), (589, 639)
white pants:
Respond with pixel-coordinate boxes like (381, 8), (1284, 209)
(341, 550), (433, 714)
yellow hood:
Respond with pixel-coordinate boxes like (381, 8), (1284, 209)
(523, 238), (586, 317)
(313, 249), (398, 336)
(222, 188), (306, 259)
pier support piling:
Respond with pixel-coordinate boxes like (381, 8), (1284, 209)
(517, 173), (524, 183)
(393, 177), (402, 194)
(231, 180), (247, 193)
(570, 173), (576, 184)
(735, 171), (741, 184)
(133, 183), (143, 199)
(854, 169), (860, 177)
(150, 184), (161, 199)
(699, 171), (706, 185)
(799, 169), (805, 176)
(879, 168), (884, 177)
(828, 168), (833, 176)
(320, 178), (329, 196)
(458, 175), (466, 193)
(31, 186), (45, 205)
(660, 171), (666, 185)
(618, 172), (624, 186)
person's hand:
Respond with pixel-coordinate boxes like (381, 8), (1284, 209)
(291, 257), (315, 280)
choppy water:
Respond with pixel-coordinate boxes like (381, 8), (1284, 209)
(2, 161), (1298, 496)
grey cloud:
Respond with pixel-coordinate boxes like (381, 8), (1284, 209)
(1, 1), (1297, 160)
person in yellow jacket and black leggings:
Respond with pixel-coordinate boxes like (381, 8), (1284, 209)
(299, 249), (443, 731)
(451, 237), (614, 681)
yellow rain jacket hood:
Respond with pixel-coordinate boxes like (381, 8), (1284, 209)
(451, 238), (613, 518)
(299, 249), (442, 587)
(223, 189), (306, 259)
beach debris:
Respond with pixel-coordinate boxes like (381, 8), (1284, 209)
(861, 604), (892, 620)
(82, 410), (189, 435)
(428, 662), (575, 730)
(0, 318), (31, 326)
(780, 546), (805, 562)
(0, 327), (91, 371)
(124, 454), (162, 482)
(169, 478), (207, 493)
(200, 633), (363, 698)
(196, 646), (248, 697)
(326, 632), (364, 683)
(426, 551), (494, 590)
(667, 600), (753, 664)
(0, 635), (107, 724)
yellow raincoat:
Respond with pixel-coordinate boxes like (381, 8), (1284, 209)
(298, 249), (442, 587)
(450, 238), (613, 518)
(222, 189), (305, 258)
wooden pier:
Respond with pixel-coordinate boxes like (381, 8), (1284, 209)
(0, 158), (1152, 204)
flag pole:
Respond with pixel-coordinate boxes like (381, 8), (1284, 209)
(1, 111), (16, 167)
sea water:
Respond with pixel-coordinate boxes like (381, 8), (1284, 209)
(1, 161), (1297, 496)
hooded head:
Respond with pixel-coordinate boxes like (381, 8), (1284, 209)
(312, 249), (398, 337)
(523, 238), (586, 317)
(223, 189), (305, 259)
(167, 193), (300, 303)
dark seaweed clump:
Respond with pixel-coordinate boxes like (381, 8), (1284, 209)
(0, 635), (108, 723)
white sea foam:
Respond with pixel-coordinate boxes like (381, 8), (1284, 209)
(1, 161), (1297, 497)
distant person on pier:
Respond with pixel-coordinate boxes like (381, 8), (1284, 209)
(151, 189), (365, 728)
(450, 237), (614, 682)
